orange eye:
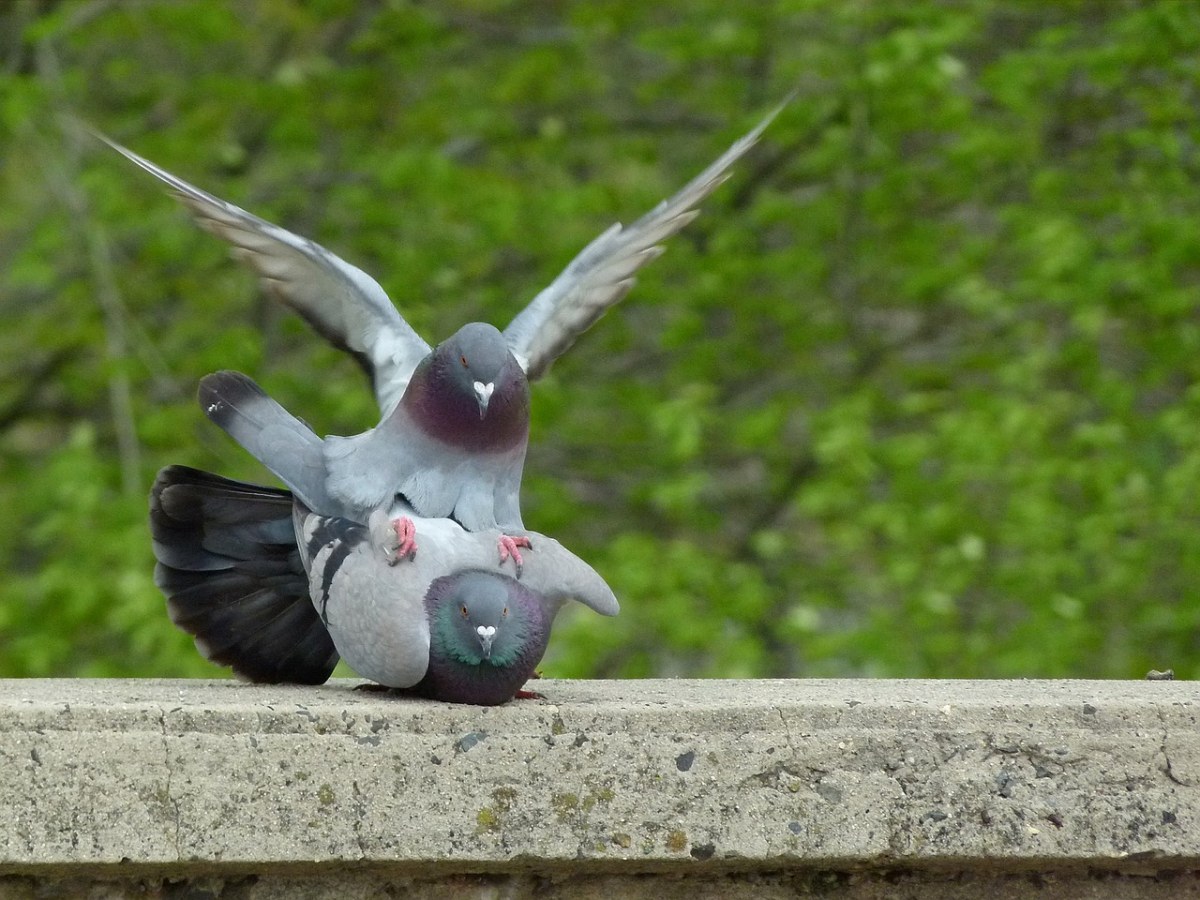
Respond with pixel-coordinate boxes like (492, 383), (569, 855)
(460, 605), (469, 619)
(502, 607), (509, 617)
(460, 355), (468, 367)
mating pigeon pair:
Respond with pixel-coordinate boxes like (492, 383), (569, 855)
(151, 465), (617, 704)
(115, 102), (783, 702)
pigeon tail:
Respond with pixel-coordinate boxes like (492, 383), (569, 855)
(198, 371), (336, 513)
(150, 465), (339, 684)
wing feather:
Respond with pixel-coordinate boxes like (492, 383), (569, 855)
(503, 101), (786, 379)
(95, 132), (430, 414)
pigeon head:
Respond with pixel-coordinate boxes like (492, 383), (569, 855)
(434, 570), (532, 665)
(417, 569), (550, 705)
(405, 323), (530, 452)
(446, 323), (513, 419)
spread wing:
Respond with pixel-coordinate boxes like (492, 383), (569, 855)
(95, 132), (430, 415)
(502, 101), (786, 380)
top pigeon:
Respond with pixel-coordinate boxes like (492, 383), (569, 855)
(96, 102), (786, 412)
(97, 102), (785, 539)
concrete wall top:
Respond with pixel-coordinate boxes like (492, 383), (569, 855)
(1, 677), (1196, 879)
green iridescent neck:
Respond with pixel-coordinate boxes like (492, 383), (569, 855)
(430, 600), (531, 668)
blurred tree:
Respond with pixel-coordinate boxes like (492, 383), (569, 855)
(1, 0), (1198, 680)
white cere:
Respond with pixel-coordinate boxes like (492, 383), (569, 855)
(476, 625), (497, 639)
(473, 381), (495, 401)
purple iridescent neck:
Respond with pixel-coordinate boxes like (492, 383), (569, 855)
(403, 352), (530, 453)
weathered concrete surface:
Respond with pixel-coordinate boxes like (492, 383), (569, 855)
(0, 678), (1196, 898)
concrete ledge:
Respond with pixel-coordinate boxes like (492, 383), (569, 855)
(1, 678), (1197, 898)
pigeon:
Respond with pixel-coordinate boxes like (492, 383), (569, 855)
(151, 465), (618, 704)
(99, 102), (787, 560)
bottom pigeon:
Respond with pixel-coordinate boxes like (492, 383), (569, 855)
(150, 465), (618, 704)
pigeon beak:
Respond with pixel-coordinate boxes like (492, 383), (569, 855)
(473, 381), (494, 419)
(476, 624), (497, 659)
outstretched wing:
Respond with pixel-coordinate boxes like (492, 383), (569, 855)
(96, 132), (430, 414)
(502, 101), (787, 380)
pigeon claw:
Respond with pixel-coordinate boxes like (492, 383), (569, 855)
(497, 534), (532, 578)
(386, 516), (418, 565)
(514, 688), (546, 701)
(353, 682), (395, 693)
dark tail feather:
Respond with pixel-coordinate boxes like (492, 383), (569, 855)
(150, 465), (339, 684)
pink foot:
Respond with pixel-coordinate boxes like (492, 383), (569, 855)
(514, 688), (545, 701)
(497, 534), (532, 577)
(387, 516), (417, 565)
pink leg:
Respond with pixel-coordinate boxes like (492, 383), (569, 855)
(387, 516), (417, 565)
(497, 534), (533, 577)
(513, 671), (544, 700)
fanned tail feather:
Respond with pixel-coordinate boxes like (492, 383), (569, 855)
(150, 465), (338, 684)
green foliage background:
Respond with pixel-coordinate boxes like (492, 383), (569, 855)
(2, 0), (1198, 680)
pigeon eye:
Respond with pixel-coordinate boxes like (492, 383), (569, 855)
(502, 607), (509, 618)
(460, 605), (469, 619)
(460, 355), (468, 367)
